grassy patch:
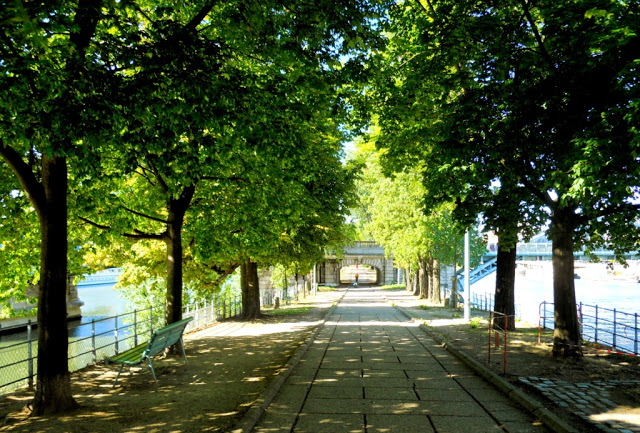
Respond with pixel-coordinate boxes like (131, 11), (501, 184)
(317, 286), (336, 292)
(267, 306), (313, 316)
(380, 284), (406, 291)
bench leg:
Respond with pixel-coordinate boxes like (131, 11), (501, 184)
(113, 364), (125, 388)
(179, 337), (188, 364)
(147, 358), (157, 384)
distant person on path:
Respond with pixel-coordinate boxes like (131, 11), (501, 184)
(355, 273), (359, 286)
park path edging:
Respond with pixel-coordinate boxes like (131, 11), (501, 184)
(393, 304), (578, 433)
(230, 290), (346, 433)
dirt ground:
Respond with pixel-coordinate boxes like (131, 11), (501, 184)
(0, 289), (343, 433)
(2, 286), (640, 433)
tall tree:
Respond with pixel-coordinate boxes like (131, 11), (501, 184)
(373, 0), (640, 355)
(0, 0), (114, 414)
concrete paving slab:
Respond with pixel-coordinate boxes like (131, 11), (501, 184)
(262, 384), (309, 412)
(398, 355), (443, 364)
(253, 413), (297, 433)
(315, 368), (362, 379)
(430, 414), (504, 433)
(361, 377), (415, 388)
(307, 385), (363, 400)
(321, 355), (362, 363)
(317, 361), (365, 369)
(490, 406), (542, 423)
(361, 369), (408, 378)
(415, 388), (475, 402)
(293, 413), (364, 433)
(365, 400), (491, 416)
(404, 369), (451, 379)
(360, 362), (412, 370)
(311, 377), (363, 387)
(247, 287), (550, 433)
(284, 376), (315, 386)
(429, 415), (504, 433)
(366, 414), (434, 432)
(500, 421), (550, 433)
(411, 377), (462, 388)
(364, 386), (418, 401)
(361, 355), (401, 363)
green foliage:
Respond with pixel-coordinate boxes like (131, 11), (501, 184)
(270, 264), (289, 290)
(373, 0), (640, 255)
(350, 137), (485, 271)
(380, 284), (406, 291)
(266, 306), (312, 316)
(469, 317), (481, 329)
(368, 0), (640, 355)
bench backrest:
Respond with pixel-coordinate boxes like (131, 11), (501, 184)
(144, 317), (194, 358)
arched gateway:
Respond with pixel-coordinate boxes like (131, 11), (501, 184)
(316, 241), (400, 286)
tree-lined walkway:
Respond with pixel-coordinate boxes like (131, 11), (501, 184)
(253, 287), (548, 433)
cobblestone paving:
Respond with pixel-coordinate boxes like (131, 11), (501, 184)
(520, 377), (640, 433)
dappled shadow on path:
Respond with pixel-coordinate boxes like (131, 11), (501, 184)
(0, 309), (332, 433)
(388, 288), (640, 433)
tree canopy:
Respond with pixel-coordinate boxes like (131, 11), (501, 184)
(371, 0), (640, 355)
(0, 0), (389, 414)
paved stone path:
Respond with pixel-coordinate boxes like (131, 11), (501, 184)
(252, 287), (548, 432)
(519, 377), (640, 433)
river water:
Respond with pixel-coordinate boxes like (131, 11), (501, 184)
(471, 263), (640, 324)
(0, 282), (127, 344)
(77, 282), (127, 318)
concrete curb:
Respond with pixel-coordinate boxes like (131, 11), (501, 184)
(231, 291), (346, 433)
(394, 305), (578, 433)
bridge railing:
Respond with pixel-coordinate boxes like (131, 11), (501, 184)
(349, 241), (381, 248)
(509, 242), (630, 257)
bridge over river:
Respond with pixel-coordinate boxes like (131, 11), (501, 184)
(318, 241), (400, 286)
(319, 235), (640, 291)
(463, 233), (640, 293)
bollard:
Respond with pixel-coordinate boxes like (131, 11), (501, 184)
(27, 321), (34, 391)
(91, 319), (97, 363)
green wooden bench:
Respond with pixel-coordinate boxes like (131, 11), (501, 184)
(105, 316), (194, 386)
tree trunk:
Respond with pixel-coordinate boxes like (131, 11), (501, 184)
(165, 222), (184, 326)
(551, 210), (582, 357)
(493, 240), (517, 331)
(412, 266), (420, 296)
(432, 258), (441, 304)
(405, 267), (413, 292)
(164, 186), (195, 326)
(31, 155), (77, 415)
(424, 257), (433, 299)
(418, 258), (428, 299)
(241, 260), (261, 319)
(451, 246), (458, 308)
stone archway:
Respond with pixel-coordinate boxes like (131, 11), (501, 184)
(317, 242), (398, 287)
(339, 264), (381, 285)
